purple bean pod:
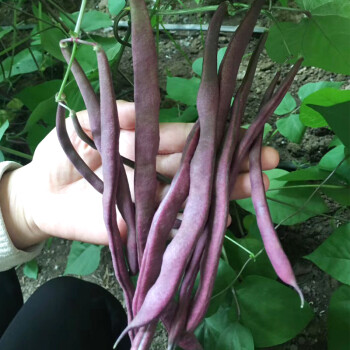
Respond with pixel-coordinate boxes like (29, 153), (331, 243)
(130, 0), (160, 263)
(249, 132), (304, 306)
(185, 33), (268, 333)
(131, 323), (157, 350)
(229, 58), (303, 192)
(132, 122), (199, 314)
(56, 103), (103, 193)
(167, 227), (209, 349)
(60, 43), (101, 149)
(61, 43), (139, 274)
(216, 0), (265, 145)
(248, 74), (304, 305)
(96, 47), (135, 324)
(115, 0), (222, 343)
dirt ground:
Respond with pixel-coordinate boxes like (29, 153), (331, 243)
(14, 4), (350, 350)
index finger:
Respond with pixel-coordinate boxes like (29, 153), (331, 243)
(75, 100), (136, 131)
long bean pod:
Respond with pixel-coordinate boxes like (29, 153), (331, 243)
(56, 103), (103, 193)
(96, 47), (135, 324)
(185, 33), (268, 334)
(130, 0), (160, 263)
(61, 43), (139, 274)
(229, 58), (303, 192)
(249, 76), (304, 304)
(216, 0), (265, 144)
(116, 1), (223, 342)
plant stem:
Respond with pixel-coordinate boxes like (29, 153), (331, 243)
(211, 249), (264, 301)
(0, 146), (32, 160)
(268, 184), (348, 191)
(56, 0), (87, 102)
(232, 201), (245, 237)
(224, 235), (255, 258)
(74, 0), (87, 33)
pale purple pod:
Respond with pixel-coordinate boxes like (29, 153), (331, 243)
(185, 33), (268, 334)
(167, 227), (209, 348)
(130, 0), (160, 263)
(56, 103), (103, 193)
(61, 43), (139, 274)
(96, 47), (135, 325)
(249, 139), (304, 306)
(132, 122), (200, 314)
(115, 1), (223, 343)
(229, 58), (303, 192)
(216, 0), (266, 145)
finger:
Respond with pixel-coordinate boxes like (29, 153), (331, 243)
(230, 172), (270, 200)
(74, 100), (136, 133)
(116, 100), (136, 130)
(239, 146), (279, 172)
(158, 123), (194, 154)
(119, 123), (194, 160)
(156, 153), (182, 178)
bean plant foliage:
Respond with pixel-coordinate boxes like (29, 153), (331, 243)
(0, 0), (349, 349)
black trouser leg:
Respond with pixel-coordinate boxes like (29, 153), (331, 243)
(0, 269), (23, 338)
(0, 276), (130, 350)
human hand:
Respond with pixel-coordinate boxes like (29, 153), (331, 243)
(0, 101), (279, 249)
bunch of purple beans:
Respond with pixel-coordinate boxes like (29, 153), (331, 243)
(55, 0), (304, 349)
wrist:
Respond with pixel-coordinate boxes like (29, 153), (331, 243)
(0, 167), (49, 250)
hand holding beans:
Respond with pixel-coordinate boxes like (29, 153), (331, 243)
(0, 100), (279, 251)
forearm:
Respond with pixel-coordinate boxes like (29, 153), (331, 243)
(0, 166), (48, 250)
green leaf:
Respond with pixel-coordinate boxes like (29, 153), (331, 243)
(274, 92), (297, 115)
(159, 106), (198, 123)
(276, 166), (332, 181)
(306, 223), (350, 285)
(321, 185), (350, 206)
(237, 169), (328, 225)
(23, 259), (39, 280)
(192, 47), (227, 76)
(328, 285), (350, 350)
(0, 120), (9, 141)
(300, 88), (350, 127)
(195, 306), (237, 350)
(308, 102), (350, 149)
(0, 49), (43, 82)
(329, 135), (343, 148)
(166, 77), (200, 106)
(207, 259), (236, 317)
(32, 5), (66, 61)
(64, 241), (103, 276)
(278, 0), (288, 5)
(236, 275), (314, 347)
(16, 80), (61, 111)
(71, 11), (113, 32)
(108, 0), (126, 15)
(40, 27), (66, 61)
(23, 97), (57, 133)
(224, 230), (277, 280)
(0, 27), (12, 40)
(298, 81), (343, 101)
(276, 114), (306, 143)
(319, 145), (350, 183)
(215, 322), (254, 350)
(295, 0), (350, 18)
(0, 151), (4, 162)
(266, 15), (350, 74)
